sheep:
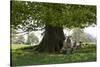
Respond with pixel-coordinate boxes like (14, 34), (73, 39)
(60, 36), (83, 54)
(60, 36), (74, 54)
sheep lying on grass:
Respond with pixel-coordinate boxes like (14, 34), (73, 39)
(60, 36), (83, 54)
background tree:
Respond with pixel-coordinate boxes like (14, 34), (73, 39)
(16, 35), (25, 44)
(26, 32), (39, 45)
(71, 28), (96, 43)
(11, 29), (18, 44)
(71, 28), (90, 43)
(11, 1), (96, 53)
(71, 28), (87, 42)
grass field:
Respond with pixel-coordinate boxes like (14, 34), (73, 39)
(11, 44), (31, 49)
(11, 44), (96, 66)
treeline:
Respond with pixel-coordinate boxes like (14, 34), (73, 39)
(11, 28), (96, 45)
(11, 29), (39, 45)
(71, 28), (96, 44)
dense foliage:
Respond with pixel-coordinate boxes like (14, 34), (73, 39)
(11, 1), (96, 31)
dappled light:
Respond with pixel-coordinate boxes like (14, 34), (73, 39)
(11, 1), (96, 66)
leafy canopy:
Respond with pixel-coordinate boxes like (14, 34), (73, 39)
(11, 1), (96, 32)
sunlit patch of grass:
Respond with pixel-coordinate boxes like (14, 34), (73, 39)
(11, 44), (31, 50)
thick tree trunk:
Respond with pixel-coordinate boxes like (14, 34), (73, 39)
(36, 25), (65, 53)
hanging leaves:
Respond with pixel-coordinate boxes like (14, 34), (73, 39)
(11, 1), (96, 31)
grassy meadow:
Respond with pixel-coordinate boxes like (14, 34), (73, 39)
(11, 44), (96, 66)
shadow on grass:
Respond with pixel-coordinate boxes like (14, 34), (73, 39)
(11, 45), (96, 66)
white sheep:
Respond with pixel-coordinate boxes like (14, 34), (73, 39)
(60, 36), (74, 54)
(60, 36), (83, 54)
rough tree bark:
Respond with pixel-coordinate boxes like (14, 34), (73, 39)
(36, 25), (65, 53)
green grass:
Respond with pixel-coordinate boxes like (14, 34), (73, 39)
(11, 44), (96, 66)
(11, 44), (31, 49)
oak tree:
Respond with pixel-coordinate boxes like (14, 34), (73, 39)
(11, 1), (96, 53)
